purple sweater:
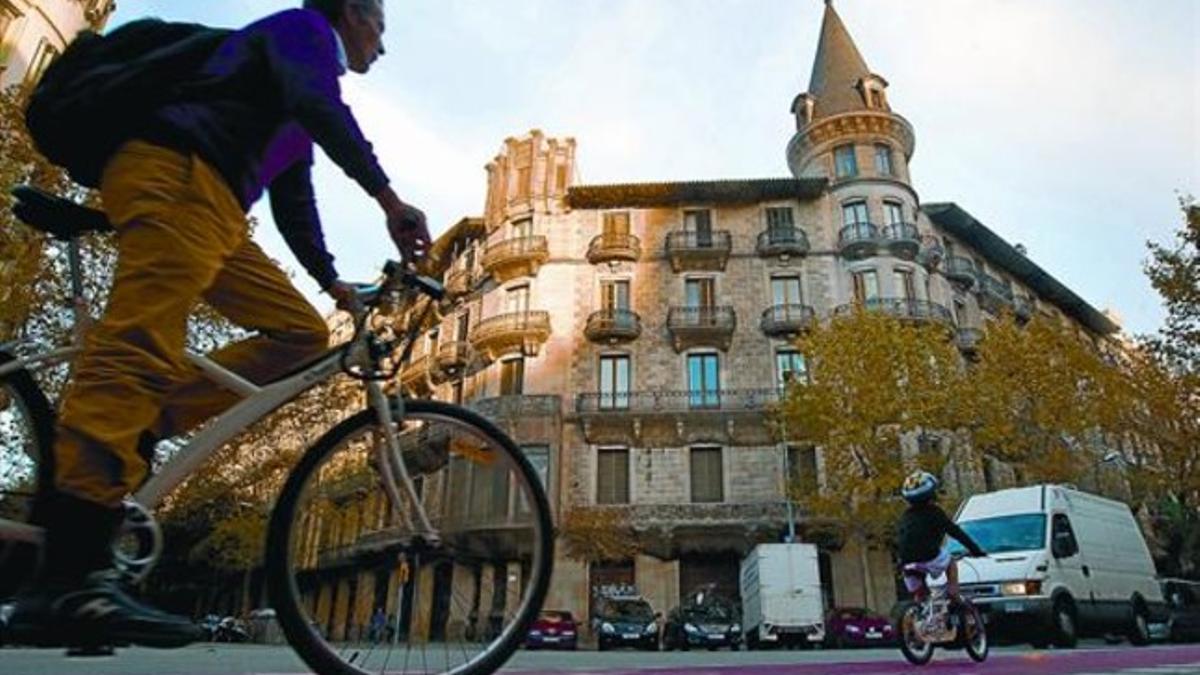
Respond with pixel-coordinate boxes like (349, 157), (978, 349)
(143, 9), (389, 289)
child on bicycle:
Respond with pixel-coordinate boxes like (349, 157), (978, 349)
(896, 470), (986, 602)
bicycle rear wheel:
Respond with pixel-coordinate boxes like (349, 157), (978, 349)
(266, 399), (554, 675)
(0, 352), (55, 598)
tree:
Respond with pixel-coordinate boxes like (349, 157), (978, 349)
(559, 507), (638, 563)
(959, 313), (1129, 487)
(1131, 195), (1200, 575)
(776, 307), (965, 609)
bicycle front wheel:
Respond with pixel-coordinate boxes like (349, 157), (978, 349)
(266, 399), (554, 675)
(0, 352), (55, 598)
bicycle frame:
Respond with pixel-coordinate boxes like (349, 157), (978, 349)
(0, 315), (436, 548)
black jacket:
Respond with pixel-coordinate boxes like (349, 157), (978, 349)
(896, 502), (985, 563)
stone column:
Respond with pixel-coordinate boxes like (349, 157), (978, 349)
(477, 564), (496, 638)
(331, 578), (352, 642)
(353, 570), (377, 642)
(410, 564), (436, 644)
(636, 554), (679, 618)
(504, 562), (523, 623)
(447, 564), (478, 641)
(315, 582), (334, 636)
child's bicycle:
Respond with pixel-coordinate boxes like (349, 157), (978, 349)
(0, 186), (553, 675)
(897, 552), (989, 666)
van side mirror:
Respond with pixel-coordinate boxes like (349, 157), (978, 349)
(1051, 530), (1077, 558)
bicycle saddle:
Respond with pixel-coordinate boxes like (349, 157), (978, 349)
(10, 185), (114, 239)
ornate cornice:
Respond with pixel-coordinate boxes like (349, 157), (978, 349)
(787, 110), (916, 177)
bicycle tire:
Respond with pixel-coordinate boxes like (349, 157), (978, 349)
(0, 350), (56, 598)
(962, 601), (988, 662)
(897, 603), (934, 666)
(265, 399), (554, 675)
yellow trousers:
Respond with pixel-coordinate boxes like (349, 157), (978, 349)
(54, 141), (330, 506)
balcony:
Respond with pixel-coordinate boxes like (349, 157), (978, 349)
(444, 267), (474, 297)
(838, 223), (880, 260)
(976, 273), (1014, 315)
(469, 310), (551, 360)
(881, 222), (921, 261)
(834, 298), (954, 326)
(480, 236), (549, 283)
(943, 256), (978, 288)
(956, 327), (983, 356)
(398, 353), (432, 394)
(571, 503), (792, 557)
(917, 235), (944, 269)
(585, 309), (642, 344)
(760, 304), (816, 338)
(575, 388), (780, 447)
(665, 230), (732, 272)
(431, 340), (472, 382)
(587, 233), (641, 265)
(666, 306), (736, 351)
(756, 228), (810, 259)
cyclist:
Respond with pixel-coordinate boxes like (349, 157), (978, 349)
(896, 470), (986, 602)
(11, 0), (430, 648)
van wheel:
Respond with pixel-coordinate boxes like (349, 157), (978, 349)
(1128, 601), (1151, 647)
(1051, 597), (1078, 649)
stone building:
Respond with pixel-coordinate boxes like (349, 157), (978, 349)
(298, 2), (1120, 639)
(0, 0), (114, 88)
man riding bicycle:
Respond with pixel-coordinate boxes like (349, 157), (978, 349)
(12, 0), (431, 648)
(897, 470), (986, 602)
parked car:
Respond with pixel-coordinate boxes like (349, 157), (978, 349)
(661, 585), (741, 651)
(824, 607), (895, 648)
(952, 485), (1164, 648)
(525, 610), (578, 650)
(592, 595), (659, 651)
(1161, 579), (1200, 643)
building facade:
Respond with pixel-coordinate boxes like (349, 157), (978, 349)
(0, 0), (114, 88)
(299, 2), (1121, 640)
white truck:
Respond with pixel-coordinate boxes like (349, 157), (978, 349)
(739, 543), (825, 648)
(952, 485), (1164, 648)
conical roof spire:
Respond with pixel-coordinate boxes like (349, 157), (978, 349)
(806, 1), (875, 119)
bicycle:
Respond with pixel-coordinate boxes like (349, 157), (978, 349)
(0, 185), (554, 675)
(897, 552), (988, 666)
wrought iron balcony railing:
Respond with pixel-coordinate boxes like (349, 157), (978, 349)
(881, 222), (921, 260)
(666, 305), (736, 351)
(834, 298), (954, 325)
(480, 235), (549, 283)
(587, 233), (641, 265)
(584, 308), (642, 343)
(576, 388), (779, 414)
(756, 228), (810, 258)
(760, 304), (817, 337)
(469, 310), (551, 359)
(838, 222), (880, 259)
(665, 230), (732, 272)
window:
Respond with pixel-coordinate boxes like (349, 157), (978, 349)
(456, 311), (470, 341)
(596, 448), (630, 504)
(26, 40), (58, 86)
(515, 167), (531, 199)
(500, 357), (524, 395)
(894, 269), (916, 301)
(834, 145), (858, 179)
(506, 284), (530, 314)
(842, 200), (869, 226)
(519, 445), (551, 513)
(687, 353), (720, 409)
(598, 355), (630, 410)
(765, 207), (795, 239)
(771, 276), (802, 306)
(776, 350), (807, 389)
(690, 447), (724, 503)
(683, 209), (713, 246)
(852, 270), (879, 303)
(787, 445), (819, 497)
(603, 212), (630, 237)
(511, 217), (533, 239)
(874, 144), (894, 176)
(601, 279), (630, 311)
(883, 201), (905, 226)
(685, 278), (716, 308)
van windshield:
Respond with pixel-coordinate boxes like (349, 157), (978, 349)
(948, 513), (1046, 554)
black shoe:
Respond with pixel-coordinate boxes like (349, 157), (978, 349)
(9, 570), (203, 649)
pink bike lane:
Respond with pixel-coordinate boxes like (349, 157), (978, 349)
(513, 645), (1200, 675)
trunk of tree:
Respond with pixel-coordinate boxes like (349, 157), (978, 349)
(240, 568), (253, 616)
(858, 534), (876, 612)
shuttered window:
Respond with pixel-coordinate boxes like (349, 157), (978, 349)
(596, 448), (630, 504)
(690, 446), (724, 503)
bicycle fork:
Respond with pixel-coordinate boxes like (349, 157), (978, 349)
(365, 381), (439, 544)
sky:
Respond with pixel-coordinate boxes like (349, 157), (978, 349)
(109, 0), (1199, 338)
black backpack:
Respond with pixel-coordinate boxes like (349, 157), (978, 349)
(24, 19), (232, 189)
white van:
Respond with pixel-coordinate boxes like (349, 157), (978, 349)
(950, 485), (1163, 648)
(740, 543), (825, 648)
